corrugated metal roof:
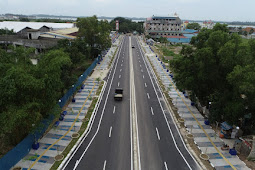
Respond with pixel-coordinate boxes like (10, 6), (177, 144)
(40, 27), (78, 39)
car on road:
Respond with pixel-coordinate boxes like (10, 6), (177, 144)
(114, 88), (123, 101)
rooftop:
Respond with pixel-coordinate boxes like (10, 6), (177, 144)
(40, 27), (78, 39)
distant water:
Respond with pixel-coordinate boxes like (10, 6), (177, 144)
(0, 21), (74, 32)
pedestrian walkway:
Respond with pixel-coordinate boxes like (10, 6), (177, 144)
(13, 37), (122, 170)
(139, 37), (250, 170)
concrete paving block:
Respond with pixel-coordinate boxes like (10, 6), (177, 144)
(194, 137), (222, 143)
(15, 160), (52, 170)
(39, 138), (70, 146)
(187, 128), (215, 134)
(29, 148), (60, 157)
(185, 120), (205, 125)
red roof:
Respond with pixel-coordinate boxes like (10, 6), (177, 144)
(184, 21), (189, 23)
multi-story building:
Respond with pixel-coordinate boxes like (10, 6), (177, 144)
(144, 15), (183, 39)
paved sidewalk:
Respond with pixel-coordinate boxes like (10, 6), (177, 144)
(13, 37), (121, 170)
(139, 37), (250, 170)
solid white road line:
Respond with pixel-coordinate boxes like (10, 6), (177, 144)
(164, 162), (168, 170)
(113, 106), (115, 114)
(103, 160), (107, 170)
(143, 75), (144, 79)
(144, 83), (147, 87)
(150, 107), (154, 115)
(109, 126), (112, 138)
(147, 93), (150, 99)
(156, 127), (160, 140)
(118, 82), (120, 87)
(119, 75), (121, 78)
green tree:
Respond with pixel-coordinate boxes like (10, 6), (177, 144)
(186, 23), (201, 30)
(110, 17), (144, 34)
(170, 24), (255, 133)
(249, 28), (254, 35)
(77, 16), (111, 59)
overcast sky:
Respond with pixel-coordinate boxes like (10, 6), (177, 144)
(0, 0), (254, 22)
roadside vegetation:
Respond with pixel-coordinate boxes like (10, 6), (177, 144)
(186, 22), (201, 30)
(169, 23), (255, 135)
(109, 17), (144, 34)
(0, 28), (15, 35)
(0, 16), (111, 157)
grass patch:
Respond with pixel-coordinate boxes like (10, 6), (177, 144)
(50, 82), (104, 170)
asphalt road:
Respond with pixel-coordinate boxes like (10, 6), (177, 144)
(63, 36), (131, 170)
(62, 35), (201, 170)
(131, 36), (199, 170)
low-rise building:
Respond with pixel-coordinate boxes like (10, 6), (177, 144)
(145, 15), (183, 39)
(201, 20), (215, 29)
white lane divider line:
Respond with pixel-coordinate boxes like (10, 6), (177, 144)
(143, 75), (144, 79)
(122, 60), (123, 62)
(139, 60), (140, 63)
(113, 106), (115, 114)
(144, 83), (147, 87)
(121, 64), (123, 66)
(141, 69), (143, 72)
(156, 127), (160, 140)
(147, 93), (150, 99)
(140, 64), (142, 67)
(118, 82), (120, 87)
(103, 160), (107, 170)
(109, 126), (112, 138)
(119, 75), (121, 78)
(164, 162), (168, 170)
(120, 69), (122, 72)
(150, 107), (154, 115)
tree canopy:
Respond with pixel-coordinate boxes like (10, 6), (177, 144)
(170, 23), (255, 134)
(109, 17), (144, 34)
(0, 16), (113, 155)
(186, 23), (201, 30)
(77, 15), (111, 59)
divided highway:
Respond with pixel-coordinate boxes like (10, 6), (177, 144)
(62, 35), (201, 170)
